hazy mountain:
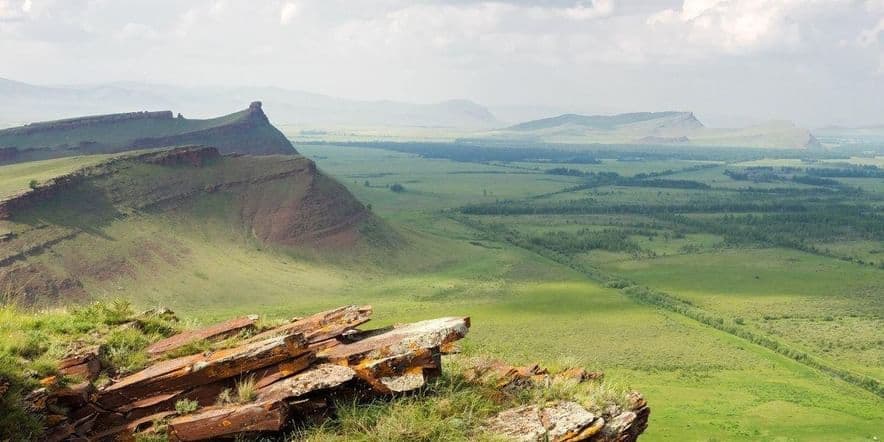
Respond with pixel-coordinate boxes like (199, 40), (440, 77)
(0, 101), (294, 163)
(487, 111), (821, 149)
(0, 78), (500, 129)
(506, 111), (704, 132)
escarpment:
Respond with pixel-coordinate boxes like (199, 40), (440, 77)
(0, 102), (295, 163)
(0, 146), (375, 305)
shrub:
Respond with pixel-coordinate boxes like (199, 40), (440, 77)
(174, 399), (199, 415)
(235, 375), (258, 403)
(390, 183), (406, 193)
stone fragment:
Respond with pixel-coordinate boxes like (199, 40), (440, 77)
(486, 405), (548, 442)
(556, 367), (604, 383)
(146, 315), (258, 357)
(97, 331), (307, 409)
(486, 401), (604, 442)
(167, 400), (289, 441)
(541, 401), (603, 441)
(245, 305), (372, 345)
(88, 411), (176, 441)
(257, 363), (355, 402)
(319, 317), (469, 393)
(319, 316), (469, 364)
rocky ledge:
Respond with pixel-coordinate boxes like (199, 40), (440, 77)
(26, 306), (649, 441)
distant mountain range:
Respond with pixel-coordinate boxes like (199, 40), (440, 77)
(0, 78), (500, 129)
(488, 111), (821, 149)
(1, 77), (828, 149)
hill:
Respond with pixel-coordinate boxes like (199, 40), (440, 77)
(506, 111), (704, 132)
(0, 146), (378, 306)
(0, 101), (295, 164)
(0, 78), (500, 129)
(488, 111), (821, 149)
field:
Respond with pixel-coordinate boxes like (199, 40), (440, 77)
(292, 143), (883, 440)
(0, 143), (881, 440)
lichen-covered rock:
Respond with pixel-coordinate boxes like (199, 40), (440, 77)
(486, 401), (604, 442)
(257, 363), (356, 402)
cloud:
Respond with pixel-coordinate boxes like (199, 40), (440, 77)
(280, 2), (298, 25)
(858, 16), (884, 47)
(117, 22), (160, 41)
(0, 0), (30, 21)
(560, 0), (614, 21)
(646, 0), (816, 55)
(0, 0), (881, 126)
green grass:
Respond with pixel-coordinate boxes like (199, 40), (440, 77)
(595, 248), (883, 380)
(1, 143), (882, 440)
(0, 154), (118, 198)
(504, 159), (721, 177)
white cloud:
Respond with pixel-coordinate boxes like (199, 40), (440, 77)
(561, 0), (614, 21)
(118, 22), (159, 41)
(858, 16), (884, 47)
(0, 0), (30, 21)
(0, 0), (882, 126)
(646, 0), (821, 55)
(280, 2), (298, 25)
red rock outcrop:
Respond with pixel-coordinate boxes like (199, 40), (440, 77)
(29, 305), (473, 441)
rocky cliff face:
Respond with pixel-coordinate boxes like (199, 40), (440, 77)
(0, 146), (374, 305)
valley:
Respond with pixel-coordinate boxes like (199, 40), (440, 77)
(0, 113), (881, 441)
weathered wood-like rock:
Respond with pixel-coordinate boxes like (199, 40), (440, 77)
(257, 363), (356, 402)
(145, 315), (258, 358)
(556, 367), (604, 383)
(486, 401), (604, 442)
(245, 304), (372, 345)
(319, 316), (469, 393)
(97, 331), (307, 409)
(57, 346), (101, 381)
(168, 400), (289, 441)
(596, 391), (650, 442)
(252, 352), (316, 389)
(486, 404), (548, 441)
(320, 316), (469, 363)
(22, 305), (639, 441)
(89, 411), (176, 441)
(465, 359), (604, 392)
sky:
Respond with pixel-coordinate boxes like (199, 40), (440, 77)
(0, 0), (882, 127)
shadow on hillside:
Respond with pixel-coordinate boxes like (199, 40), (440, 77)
(11, 182), (122, 240)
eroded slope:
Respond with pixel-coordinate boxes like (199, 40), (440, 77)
(0, 146), (374, 305)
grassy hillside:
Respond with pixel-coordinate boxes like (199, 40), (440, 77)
(0, 141), (881, 440)
(0, 102), (295, 163)
(0, 154), (119, 198)
(0, 146), (376, 306)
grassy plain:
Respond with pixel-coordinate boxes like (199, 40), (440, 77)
(293, 144), (883, 440)
(0, 144), (882, 440)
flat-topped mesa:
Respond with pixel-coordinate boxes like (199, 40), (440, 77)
(0, 102), (296, 163)
(0, 111), (175, 137)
